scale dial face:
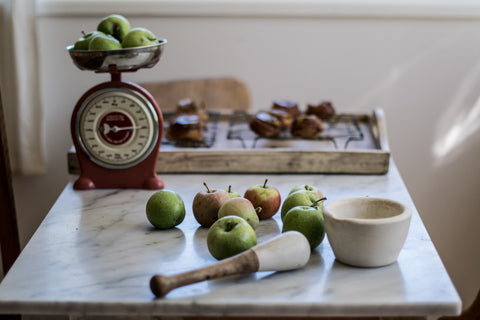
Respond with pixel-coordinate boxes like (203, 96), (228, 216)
(75, 87), (159, 169)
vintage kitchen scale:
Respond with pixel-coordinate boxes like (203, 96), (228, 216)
(66, 39), (391, 177)
(67, 40), (167, 190)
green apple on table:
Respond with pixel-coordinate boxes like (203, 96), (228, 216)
(218, 197), (259, 229)
(282, 205), (325, 250)
(97, 14), (131, 42)
(243, 179), (281, 220)
(207, 215), (257, 260)
(146, 190), (186, 230)
(192, 183), (230, 228)
(289, 184), (324, 200)
(88, 33), (122, 50)
(122, 27), (159, 48)
(281, 189), (324, 221)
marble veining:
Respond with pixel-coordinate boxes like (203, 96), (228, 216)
(0, 161), (461, 317)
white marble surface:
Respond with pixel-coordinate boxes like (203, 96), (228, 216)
(0, 161), (461, 317)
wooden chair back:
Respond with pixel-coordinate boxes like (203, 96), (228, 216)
(139, 77), (250, 111)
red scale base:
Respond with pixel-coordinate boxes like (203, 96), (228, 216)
(71, 66), (164, 190)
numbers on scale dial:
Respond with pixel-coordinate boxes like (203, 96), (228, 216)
(78, 90), (158, 168)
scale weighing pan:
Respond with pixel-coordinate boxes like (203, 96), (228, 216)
(67, 39), (167, 72)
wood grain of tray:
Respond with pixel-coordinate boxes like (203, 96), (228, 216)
(68, 108), (390, 175)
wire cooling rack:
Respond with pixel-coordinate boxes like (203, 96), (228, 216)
(226, 111), (364, 149)
(162, 110), (367, 150)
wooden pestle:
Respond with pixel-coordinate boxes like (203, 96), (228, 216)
(150, 231), (311, 297)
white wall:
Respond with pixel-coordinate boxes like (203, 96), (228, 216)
(8, 1), (480, 310)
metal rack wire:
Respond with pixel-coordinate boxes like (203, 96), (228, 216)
(227, 111), (364, 149)
(162, 110), (365, 149)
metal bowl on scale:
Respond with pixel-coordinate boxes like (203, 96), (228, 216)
(66, 39), (167, 72)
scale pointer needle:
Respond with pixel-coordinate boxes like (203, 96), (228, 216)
(100, 123), (147, 134)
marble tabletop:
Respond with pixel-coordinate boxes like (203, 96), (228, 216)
(0, 161), (461, 317)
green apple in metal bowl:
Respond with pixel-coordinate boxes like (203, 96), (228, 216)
(88, 33), (122, 51)
(72, 31), (104, 50)
(97, 14), (131, 42)
(122, 27), (159, 48)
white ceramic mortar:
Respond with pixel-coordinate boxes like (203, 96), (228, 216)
(324, 197), (411, 268)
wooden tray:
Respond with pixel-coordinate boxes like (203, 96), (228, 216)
(68, 108), (390, 175)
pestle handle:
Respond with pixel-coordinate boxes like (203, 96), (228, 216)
(150, 231), (311, 297)
(150, 249), (258, 297)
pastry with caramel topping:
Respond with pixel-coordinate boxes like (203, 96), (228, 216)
(271, 99), (300, 118)
(249, 111), (282, 138)
(291, 114), (324, 138)
(175, 98), (209, 128)
(166, 114), (203, 142)
(267, 109), (293, 130)
(306, 101), (336, 121)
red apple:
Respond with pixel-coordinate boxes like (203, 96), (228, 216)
(243, 179), (281, 220)
(226, 185), (241, 198)
(218, 197), (259, 229)
(192, 182), (230, 227)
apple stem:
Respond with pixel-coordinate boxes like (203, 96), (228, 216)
(263, 179), (268, 188)
(255, 207), (263, 215)
(225, 221), (237, 232)
(311, 197), (327, 207)
(203, 182), (211, 193)
(81, 30), (86, 36)
(228, 185), (232, 193)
